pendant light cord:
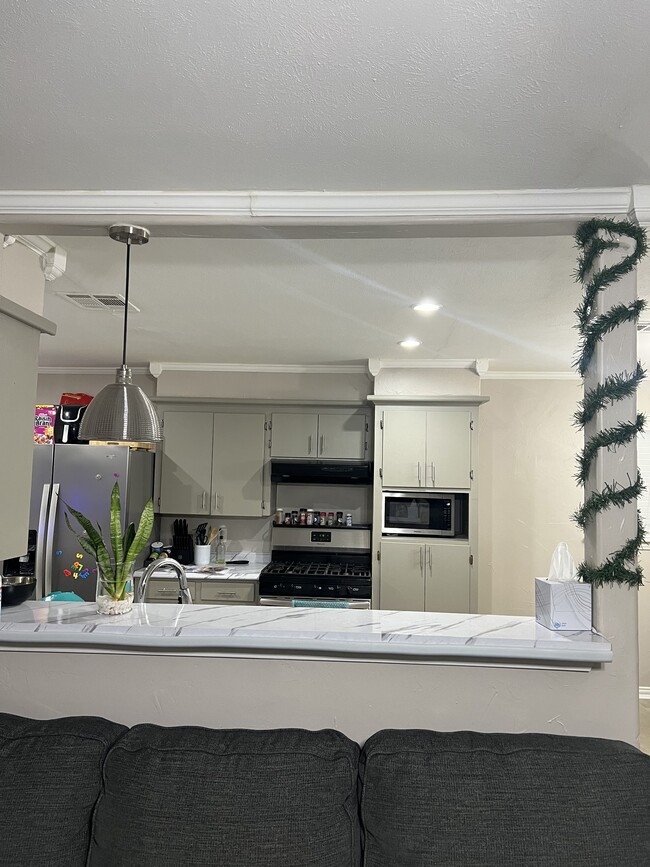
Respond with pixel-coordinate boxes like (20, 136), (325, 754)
(121, 239), (131, 368)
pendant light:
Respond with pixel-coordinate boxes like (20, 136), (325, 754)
(79, 224), (162, 445)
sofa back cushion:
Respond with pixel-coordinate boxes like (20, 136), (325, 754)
(360, 729), (650, 867)
(89, 725), (360, 867)
(0, 713), (126, 867)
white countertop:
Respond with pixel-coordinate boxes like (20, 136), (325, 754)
(0, 601), (612, 665)
(135, 553), (270, 582)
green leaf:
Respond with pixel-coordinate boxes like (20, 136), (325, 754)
(122, 522), (136, 558)
(64, 500), (114, 586)
(64, 512), (98, 559)
(110, 482), (123, 567)
(120, 498), (154, 588)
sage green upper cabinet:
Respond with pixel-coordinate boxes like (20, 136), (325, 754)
(270, 412), (368, 460)
(425, 411), (471, 489)
(318, 413), (367, 459)
(270, 413), (319, 459)
(159, 411), (268, 517)
(381, 410), (427, 488)
(211, 413), (267, 517)
(381, 409), (471, 489)
(159, 412), (214, 514)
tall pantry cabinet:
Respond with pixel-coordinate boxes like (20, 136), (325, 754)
(370, 396), (489, 614)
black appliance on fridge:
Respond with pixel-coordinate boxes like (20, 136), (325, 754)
(2, 444), (154, 602)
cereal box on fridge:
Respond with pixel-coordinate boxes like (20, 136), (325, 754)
(34, 405), (57, 444)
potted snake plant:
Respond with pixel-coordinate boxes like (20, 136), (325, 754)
(65, 482), (154, 615)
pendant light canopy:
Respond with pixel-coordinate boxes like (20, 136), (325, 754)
(79, 224), (162, 445)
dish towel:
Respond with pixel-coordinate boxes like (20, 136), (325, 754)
(291, 599), (350, 609)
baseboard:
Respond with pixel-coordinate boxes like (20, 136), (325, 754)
(640, 687), (650, 701)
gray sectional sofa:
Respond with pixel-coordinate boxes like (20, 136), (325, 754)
(0, 713), (648, 866)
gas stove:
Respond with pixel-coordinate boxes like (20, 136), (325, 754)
(258, 525), (372, 607)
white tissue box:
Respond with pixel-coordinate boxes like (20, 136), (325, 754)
(534, 578), (592, 632)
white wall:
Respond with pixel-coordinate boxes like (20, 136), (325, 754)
(36, 372), (156, 405)
(0, 243), (45, 315)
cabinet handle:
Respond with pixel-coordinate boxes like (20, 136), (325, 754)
(427, 546), (432, 572)
(417, 461), (421, 485)
(308, 435), (312, 455)
(431, 462), (435, 486)
(320, 434), (324, 455)
(419, 546), (423, 575)
(213, 492), (218, 513)
(202, 491), (206, 510)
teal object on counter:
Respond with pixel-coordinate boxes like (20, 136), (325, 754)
(43, 591), (85, 602)
(291, 599), (349, 609)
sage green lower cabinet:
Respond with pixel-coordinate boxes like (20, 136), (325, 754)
(379, 540), (425, 611)
(424, 542), (470, 613)
(145, 577), (257, 605)
(196, 581), (257, 605)
(145, 577), (198, 603)
(379, 539), (471, 613)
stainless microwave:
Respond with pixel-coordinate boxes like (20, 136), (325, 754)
(381, 492), (467, 537)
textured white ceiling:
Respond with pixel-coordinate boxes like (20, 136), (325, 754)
(2, 0), (650, 191)
(39, 233), (596, 371)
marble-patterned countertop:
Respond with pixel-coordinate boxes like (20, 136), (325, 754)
(0, 602), (612, 665)
(134, 553), (269, 582)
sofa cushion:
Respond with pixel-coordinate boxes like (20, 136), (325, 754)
(360, 729), (650, 867)
(0, 712), (127, 867)
(89, 725), (360, 867)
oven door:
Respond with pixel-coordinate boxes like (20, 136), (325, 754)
(259, 596), (371, 609)
(382, 492), (455, 536)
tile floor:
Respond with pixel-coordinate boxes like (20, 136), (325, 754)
(640, 700), (650, 754)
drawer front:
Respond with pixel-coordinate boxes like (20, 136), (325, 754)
(145, 579), (195, 603)
(198, 582), (256, 604)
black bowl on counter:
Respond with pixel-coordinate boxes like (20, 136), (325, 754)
(1, 575), (37, 607)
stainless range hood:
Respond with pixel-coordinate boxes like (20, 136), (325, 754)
(271, 461), (372, 485)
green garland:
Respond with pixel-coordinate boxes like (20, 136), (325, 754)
(572, 218), (648, 586)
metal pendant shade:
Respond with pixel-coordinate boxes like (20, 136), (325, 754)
(79, 225), (162, 445)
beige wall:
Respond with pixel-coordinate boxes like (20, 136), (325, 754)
(478, 378), (583, 616)
(0, 243), (45, 315)
(36, 372), (156, 404)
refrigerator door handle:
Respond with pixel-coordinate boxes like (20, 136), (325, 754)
(35, 484), (51, 594)
(43, 483), (60, 598)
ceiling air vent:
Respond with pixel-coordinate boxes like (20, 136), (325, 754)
(57, 293), (140, 313)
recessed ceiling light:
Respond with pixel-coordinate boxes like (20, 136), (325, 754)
(412, 300), (441, 314)
(399, 337), (421, 349)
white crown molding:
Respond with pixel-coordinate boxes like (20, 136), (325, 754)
(38, 366), (149, 376)
(368, 394), (490, 406)
(639, 686), (650, 700)
(630, 185), (650, 226)
(0, 188), (634, 233)
(481, 370), (580, 380)
(3, 234), (67, 280)
(149, 361), (368, 378)
(368, 358), (483, 374)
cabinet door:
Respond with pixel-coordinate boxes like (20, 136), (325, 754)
(145, 578), (197, 604)
(317, 413), (367, 459)
(381, 410), (427, 487)
(379, 540), (425, 611)
(424, 543), (470, 613)
(211, 413), (267, 516)
(425, 410), (472, 489)
(270, 413), (318, 458)
(159, 412), (213, 514)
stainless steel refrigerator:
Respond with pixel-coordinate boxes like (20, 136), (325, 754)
(29, 444), (154, 601)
